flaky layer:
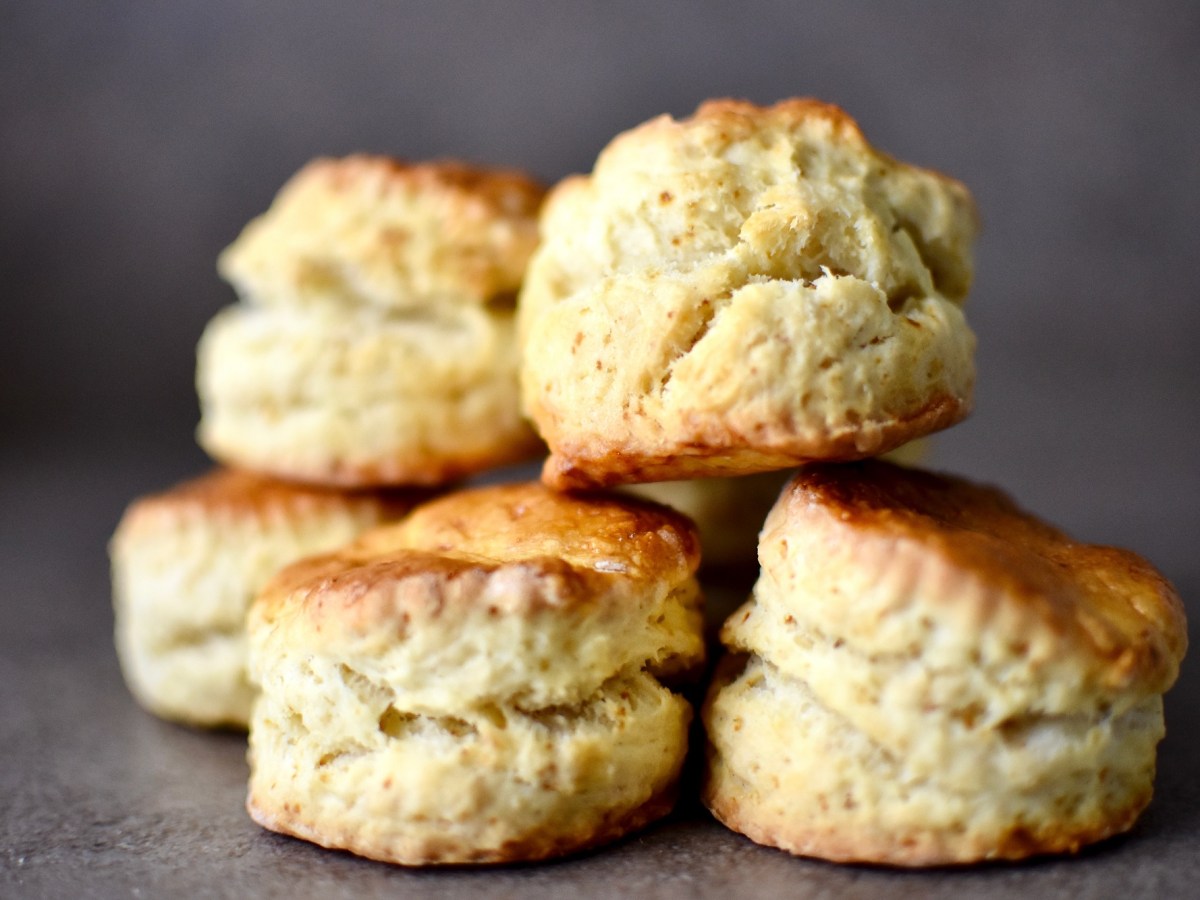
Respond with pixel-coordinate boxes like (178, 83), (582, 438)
(519, 98), (977, 488)
(219, 155), (544, 311)
(728, 461), (1187, 749)
(110, 470), (413, 727)
(248, 666), (689, 864)
(196, 304), (541, 487)
(704, 656), (1161, 866)
(251, 484), (705, 707)
(704, 461), (1185, 865)
(246, 483), (705, 863)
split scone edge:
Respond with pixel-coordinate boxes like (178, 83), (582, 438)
(703, 461), (1187, 866)
(246, 483), (705, 865)
(519, 98), (977, 489)
(109, 469), (417, 728)
(196, 303), (542, 487)
(200, 155), (546, 487)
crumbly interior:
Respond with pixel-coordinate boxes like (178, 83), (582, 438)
(249, 659), (689, 863)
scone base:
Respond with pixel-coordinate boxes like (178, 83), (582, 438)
(700, 655), (1161, 868)
(540, 395), (965, 490)
(247, 784), (677, 867)
(702, 782), (1150, 868)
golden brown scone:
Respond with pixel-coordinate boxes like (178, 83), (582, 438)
(198, 155), (545, 487)
(196, 303), (542, 487)
(219, 155), (544, 311)
(246, 483), (705, 865)
(703, 461), (1187, 866)
(519, 98), (977, 489)
(109, 469), (421, 728)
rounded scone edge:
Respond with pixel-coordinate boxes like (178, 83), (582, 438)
(518, 97), (978, 489)
(702, 461), (1187, 865)
(246, 483), (706, 864)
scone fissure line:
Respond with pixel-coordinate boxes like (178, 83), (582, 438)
(702, 462), (1185, 866)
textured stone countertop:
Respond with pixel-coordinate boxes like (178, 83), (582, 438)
(2, 441), (1197, 899)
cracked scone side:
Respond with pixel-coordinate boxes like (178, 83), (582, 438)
(196, 303), (542, 487)
(518, 98), (977, 489)
(702, 461), (1187, 865)
(246, 483), (705, 865)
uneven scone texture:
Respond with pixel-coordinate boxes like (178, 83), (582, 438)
(219, 156), (545, 311)
(196, 304), (541, 487)
(247, 483), (705, 865)
(200, 155), (545, 487)
(109, 469), (418, 728)
(703, 461), (1187, 866)
(519, 98), (977, 489)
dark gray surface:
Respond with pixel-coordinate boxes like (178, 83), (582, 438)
(3, 2), (1198, 896)
(0, 437), (1198, 899)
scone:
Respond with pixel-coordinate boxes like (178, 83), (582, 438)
(623, 438), (929, 569)
(198, 155), (546, 487)
(246, 483), (705, 865)
(519, 98), (977, 489)
(703, 461), (1187, 866)
(110, 468), (421, 728)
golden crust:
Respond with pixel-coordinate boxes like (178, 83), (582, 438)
(519, 98), (977, 488)
(752, 461), (1186, 697)
(246, 483), (705, 865)
(298, 155), (545, 216)
(219, 155), (545, 310)
(703, 461), (1186, 865)
(618, 440), (929, 569)
(542, 395), (962, 490)
(257, 482), (701, 626)
(113, 468), (424, 533)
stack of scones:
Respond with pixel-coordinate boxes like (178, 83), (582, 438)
(111, 99), (1186, 867)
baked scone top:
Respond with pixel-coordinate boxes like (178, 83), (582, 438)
(251, 483), (704, 705)
(519, 99), (978, 488)
(112, 468), (421, 538)
(521, 97), (976, 333)
(219, 155), (545, 310)
(737, 461), (1186, 700)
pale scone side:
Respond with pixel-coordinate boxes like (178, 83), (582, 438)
(519, 99), (978, 488)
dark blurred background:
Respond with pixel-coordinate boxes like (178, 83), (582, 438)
(2, 0), (1198, 585)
